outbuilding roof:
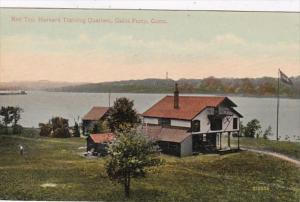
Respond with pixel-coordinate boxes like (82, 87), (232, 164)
(89, 133), (114, 143)
(82, 106), (109, 121)
(142, 96), (237, 120)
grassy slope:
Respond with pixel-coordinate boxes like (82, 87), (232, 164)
(0, 135), (299, 201)
(231, 137), (300, 160)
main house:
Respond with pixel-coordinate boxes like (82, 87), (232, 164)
(141, 83), (243, 157)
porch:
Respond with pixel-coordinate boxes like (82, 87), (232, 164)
(192, 131), (241, 154)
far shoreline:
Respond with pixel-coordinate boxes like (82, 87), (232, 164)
(43, 90), (300, 100)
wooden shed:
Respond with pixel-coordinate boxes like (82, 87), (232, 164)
(86, 133), (114, 156)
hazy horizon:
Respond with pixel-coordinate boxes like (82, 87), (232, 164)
(1, 9), (299, 83)
(2, 74), (300, 84)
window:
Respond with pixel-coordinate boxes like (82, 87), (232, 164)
(210, 118), (222, 131)
(159, 118), (171, 126)
(192, 120), (200, 132)
(203, 134), (207, 141)
(233, 118), (238, 129)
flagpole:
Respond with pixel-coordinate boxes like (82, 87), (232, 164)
(276, 69), (280, 141)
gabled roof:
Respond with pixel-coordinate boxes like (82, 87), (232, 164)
(140, 125), (190, 143)
(82, 106), (109, 121)
(142, 96), (237, 120)
(89, 133), (114, 143)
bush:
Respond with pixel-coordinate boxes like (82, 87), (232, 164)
(263, 126), (272, 139)
(244, 119), (261, 138)
(73, 122), (80, 137)
(52, 128), (70, 138)
(39, 123), (52, 137)
(39, 117), (71, 138)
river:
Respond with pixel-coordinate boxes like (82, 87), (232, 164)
(0, 91), (299, 142)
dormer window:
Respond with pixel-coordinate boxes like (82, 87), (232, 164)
(192, 120), (200, 132)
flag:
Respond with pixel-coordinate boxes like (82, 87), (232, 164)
(279, 70), (293, 85)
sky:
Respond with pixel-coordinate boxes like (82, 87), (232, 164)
(0, 9), (299, 82)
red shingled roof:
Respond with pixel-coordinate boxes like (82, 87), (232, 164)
(89, 133), (114, 143)
(82, 106), (109, 121)
(142, 96), (236, 120)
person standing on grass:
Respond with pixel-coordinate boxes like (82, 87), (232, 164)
(19, 144), (24, 155)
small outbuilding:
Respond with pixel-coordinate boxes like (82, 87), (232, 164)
(86, 133), (114, 156)
(82, 106), (109, 135)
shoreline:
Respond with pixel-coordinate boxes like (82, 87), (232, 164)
(43, 90), (300, 99)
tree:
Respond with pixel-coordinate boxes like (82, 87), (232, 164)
(244, 119), (261, 138)
(0, 106), (14, 133)
(39, 117), (71, 138)
(11, 107), (24, 134)
(106, 130), (162, 198)
(263, 126), (272, 139)
(107, 97), (140, 132)
(0, 106), (23, 134)
(73, 122), (80, 137)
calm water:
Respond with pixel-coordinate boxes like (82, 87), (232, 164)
(0, 91), (299, 142)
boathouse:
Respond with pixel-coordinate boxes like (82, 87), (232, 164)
(141, 83), (243, 157)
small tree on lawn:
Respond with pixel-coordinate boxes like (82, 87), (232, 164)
(0, 106), (23, 134)
(11, 106), (24, 134)
(263, 126), (272, 139)
(106, 129), (162, 198)
(107, 97), (140, 132)
(244, 119), (261, 138)
(73, 121), (80, 137)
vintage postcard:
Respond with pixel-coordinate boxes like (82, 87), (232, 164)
(0, 7), (299, 201)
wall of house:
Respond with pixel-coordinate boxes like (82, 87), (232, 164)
(144, 117), (190, 128)
(143, 117), (159, 125)
(171, 119), (190, 128)
(180, 135), (193, 156)
(192, 107), (240, 134)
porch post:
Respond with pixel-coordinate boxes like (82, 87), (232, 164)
(228, 132), (231, 148)
(219, 133), (222, 150)
(238, 131), (240, 150)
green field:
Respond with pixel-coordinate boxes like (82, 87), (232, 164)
(231, 137), (300, 160)
(0, 134), (299, 201)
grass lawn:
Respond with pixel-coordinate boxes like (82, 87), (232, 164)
(231, 137), (300, 160)
(0, 133), (299, 201)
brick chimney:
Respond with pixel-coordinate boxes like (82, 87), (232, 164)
(174, 83), (179, 109)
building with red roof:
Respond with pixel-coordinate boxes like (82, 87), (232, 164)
(86, 133), (114, 155)
(141, 83), (242, 157)
(82, 106), (109, 135)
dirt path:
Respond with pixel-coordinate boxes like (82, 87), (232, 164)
(242, 147), (300, 168)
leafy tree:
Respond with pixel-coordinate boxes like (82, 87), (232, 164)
(11, 107), (24, 134)
(39, 117), (70, 138)
(244, 119), (261, 138)
(106, 130), (162, 198)
(0, 106), (14, 133)
(73, 122), (80, 137)
(0, 106), (23, 134)
(39, 123), (52, 136)
(107, 97), (140, 132)
(263, 126), (272, 139)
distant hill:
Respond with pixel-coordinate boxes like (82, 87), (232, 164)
(49, 76), (300, 98)
(0, 80), (87, 91)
